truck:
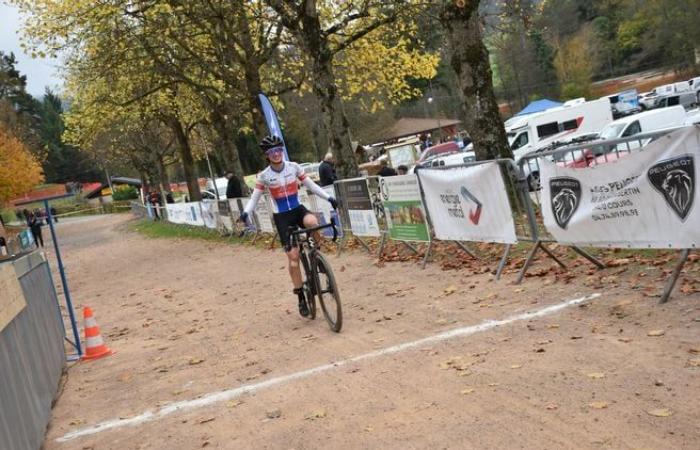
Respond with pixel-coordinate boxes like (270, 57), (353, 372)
(506, 98), (614, 189)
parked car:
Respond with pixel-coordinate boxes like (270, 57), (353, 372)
(299, 162), (321, 181)
(638, 91), (658, 110)
(410, 149), (476, 173)
(604, 89), (641, 119)
(417, 141), (460, 163)
(204, 177), (228, 200)
(651, 91), (697, 110)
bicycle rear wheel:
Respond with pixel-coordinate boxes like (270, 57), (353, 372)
(312, 252), (342, 332)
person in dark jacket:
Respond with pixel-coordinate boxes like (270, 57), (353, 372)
(225, 171), (243, 199)
(318, 153), (337, 187)
(377, 159), (397, 177)
(28, 212), (44, 248)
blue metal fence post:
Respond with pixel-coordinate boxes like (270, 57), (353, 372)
(44, 199), (82, 358)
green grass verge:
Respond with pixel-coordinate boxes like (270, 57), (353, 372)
(128, 219), (266, 247)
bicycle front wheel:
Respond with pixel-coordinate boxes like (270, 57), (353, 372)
(312, 252), (342, 332)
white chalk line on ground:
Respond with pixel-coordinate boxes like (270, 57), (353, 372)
(57, 292), (601, 443)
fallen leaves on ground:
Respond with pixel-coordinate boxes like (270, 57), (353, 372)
(686, 358), (700, 367)
(305, 410), (327, 420)
(646, 408), (672, 417)
(443, 285), (458, 296)
(647, 329), (665, 337)
(265, 409), (282, 419)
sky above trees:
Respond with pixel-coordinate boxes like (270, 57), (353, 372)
(0, 2), (61, 96)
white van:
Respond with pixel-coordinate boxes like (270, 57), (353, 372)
(204, 177), (229, 200)
(507, 98), (613, 162)
(598, 105), (686, 141)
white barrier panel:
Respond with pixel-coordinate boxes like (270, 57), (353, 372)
(418, 162), (517, 244)
(540, 127), (700, 248)
(254, 195), (275, 233)
(336, 178), (380, 237)
(165, 202), (204, 226)
(218, 200), (233, 231)
(200, 200), (218, 229)
(379, 174), (430, 242)
(306, 186), (343, 238)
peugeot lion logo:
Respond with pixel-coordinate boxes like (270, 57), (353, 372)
(648, 155), (695, 221)
(549, 177), (581, 229)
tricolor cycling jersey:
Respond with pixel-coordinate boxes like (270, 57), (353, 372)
(243, 162), (330, 215)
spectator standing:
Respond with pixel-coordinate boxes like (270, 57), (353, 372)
(166, 192), (174, 204)
(50, 206), (58, 223)
(28, 212), (44, 248)
(225, 171), (243, 199)
(377, 159), (398, 177)
(149, 190), (161, 220)
(318, 153), (338, 187)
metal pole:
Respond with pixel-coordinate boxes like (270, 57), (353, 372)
(203, 150), (220, 199)
(454, 241), (478, 260)
(421, 241), (432, 269)
(659, 249), (691, 304)
(105, 168), (114, 194)
(516, 240), (542, 284)
(44, 199), (82, 358)
(495, 244), (511, 280)
(377, 231), (387, 258)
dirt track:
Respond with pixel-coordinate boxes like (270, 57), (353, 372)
(43, 214), (700, 449)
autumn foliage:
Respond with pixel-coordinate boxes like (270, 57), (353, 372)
(0, 125), (44, 204)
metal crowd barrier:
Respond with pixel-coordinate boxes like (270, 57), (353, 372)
(415, 158), (525, 275)
(515, 126), (690, 300)
(333, 176), (397, 256)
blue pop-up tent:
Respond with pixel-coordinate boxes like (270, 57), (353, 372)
(514, 99), (562, 117)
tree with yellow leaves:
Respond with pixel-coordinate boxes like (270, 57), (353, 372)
(0, 126), (44, 204)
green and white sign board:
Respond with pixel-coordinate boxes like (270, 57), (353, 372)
(379, 174), (430, 242)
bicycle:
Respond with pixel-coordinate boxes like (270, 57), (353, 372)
(287, 219), (343, 332)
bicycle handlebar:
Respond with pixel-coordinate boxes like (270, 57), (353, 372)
(289, 217), (338, 243)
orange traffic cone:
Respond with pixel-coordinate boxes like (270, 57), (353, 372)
(81, 306), (114, 361)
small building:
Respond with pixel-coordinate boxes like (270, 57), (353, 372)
(83, 177), (142, 206)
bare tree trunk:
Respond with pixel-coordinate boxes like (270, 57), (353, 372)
(169, 118), (201, 201)
(309, 51), (358, 177)
(236, 10), (267, 139)
(297, 5), (357, 178)
(211, 112), (249, 195)
(156, 154), (171, 194)
(441, 2), (512, 161)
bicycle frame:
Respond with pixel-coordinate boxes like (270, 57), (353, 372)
(287, 220), (338, 296)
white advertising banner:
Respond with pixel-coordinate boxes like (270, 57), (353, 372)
(254, 194), (275, 233)
(418, 162), (518, 244)
(200, 200), (218, 229)
(540, 127), (700, 248)
(166, 202), (204, 226)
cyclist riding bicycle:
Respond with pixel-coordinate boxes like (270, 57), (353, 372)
(239, 135), (338, 317)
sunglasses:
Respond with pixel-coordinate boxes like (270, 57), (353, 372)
(266, 147), (284, 156)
